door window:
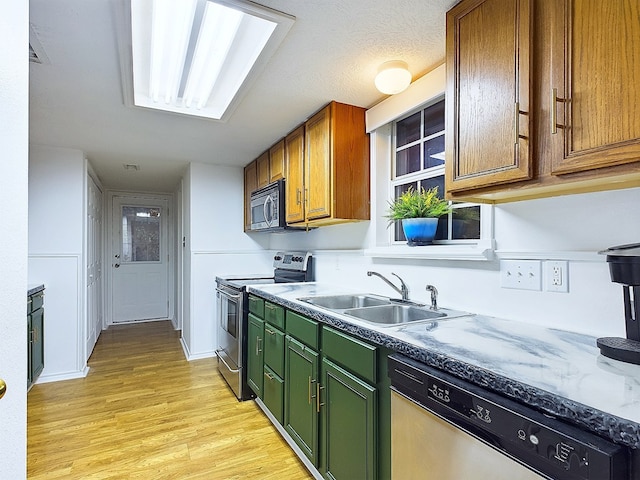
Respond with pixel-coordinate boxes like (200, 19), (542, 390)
(121, 206), (161, 262)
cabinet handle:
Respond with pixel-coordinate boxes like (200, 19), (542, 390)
(256, 337), (262, 355)
(33, 328), (38, 343)
(265, 328), (276, 336)
(308, 376), (312, 404)
(316, 383), (325, 413)
(304, 188), (308, 205)
(514, 102), (520, 145)
(550, 87), (558, 135)
(264, 372), (274, 380)
(296, 188), (301, 205)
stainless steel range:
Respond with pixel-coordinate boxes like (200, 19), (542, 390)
(215, 251), (313, 401)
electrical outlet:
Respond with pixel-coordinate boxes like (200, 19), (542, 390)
(546, 260), (569, 293)
(500, 260), (542, 291)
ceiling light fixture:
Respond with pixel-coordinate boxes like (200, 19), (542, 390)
(374, 60), (412, 95)
(130, 0), (294, 121)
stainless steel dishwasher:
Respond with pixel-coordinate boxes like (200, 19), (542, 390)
(388, 354), (630, 480)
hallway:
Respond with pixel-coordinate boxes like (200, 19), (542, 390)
(27, 321), (312, 479)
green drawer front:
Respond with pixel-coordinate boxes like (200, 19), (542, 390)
(28, 293), (44, 313)
(248, 295), (264, 317)
(263, 365), (284, 425)
(264, 323), (285, 378)
(286, 311), (319, 349)
(322, 327), (377, 384)
(264, 302), (285, 329)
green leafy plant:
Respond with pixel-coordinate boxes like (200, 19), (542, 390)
(385, 186), (452, 224)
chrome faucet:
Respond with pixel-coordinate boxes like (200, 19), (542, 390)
(367, 271), (409, 301)
(425, 285), (438, 310)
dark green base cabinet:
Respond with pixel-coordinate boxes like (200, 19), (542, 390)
(28, 290), (45, 389)
(263, 365), (284, 424)
(321, 358), (376, 480)
(248, 295), (391, 480)
(284, 335), (320, 465)
(247, 314), (264, 398)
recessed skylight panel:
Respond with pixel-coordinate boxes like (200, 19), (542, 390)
(130, 0), (293, 120)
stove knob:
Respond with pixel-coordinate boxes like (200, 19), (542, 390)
(274, 255), (281, 261)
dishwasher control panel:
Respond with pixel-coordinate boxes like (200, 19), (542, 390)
(389, 354), (629, 480)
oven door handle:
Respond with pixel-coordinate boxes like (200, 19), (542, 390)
(215, 349), (240, 373)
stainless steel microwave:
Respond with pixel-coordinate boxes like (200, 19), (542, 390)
(250, 179), (287, 232)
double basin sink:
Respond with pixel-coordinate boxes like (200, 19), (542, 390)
(298, 294), (470, 327)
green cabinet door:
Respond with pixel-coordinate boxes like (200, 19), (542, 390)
(321, 357), (377, 480)
(264, 324), (285, 378)
(284, 335), (319, 466)
(30, 307), (44, 383)
(263, 365), (284, 424)
(247, 314), (264, 398)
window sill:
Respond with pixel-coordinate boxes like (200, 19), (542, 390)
(364, 240), (495, 261)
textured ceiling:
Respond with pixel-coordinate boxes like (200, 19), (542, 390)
(29, 0), (458, 192)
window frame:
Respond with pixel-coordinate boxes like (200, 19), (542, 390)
(388, 97), (487, 246)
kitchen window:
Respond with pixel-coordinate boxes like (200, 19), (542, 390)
(391, 98), (484, 245)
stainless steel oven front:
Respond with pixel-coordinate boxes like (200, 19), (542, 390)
(215, 283), (244, 399)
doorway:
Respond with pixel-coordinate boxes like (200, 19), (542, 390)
(106, 192), (174, 325)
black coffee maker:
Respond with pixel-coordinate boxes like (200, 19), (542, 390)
(598, 243), (640, 364)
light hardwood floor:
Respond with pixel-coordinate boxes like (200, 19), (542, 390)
(28, 321), (313, 479)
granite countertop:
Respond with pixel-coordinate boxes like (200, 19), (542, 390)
(247, 282), (640, 449)
(28, 284), (45, 296)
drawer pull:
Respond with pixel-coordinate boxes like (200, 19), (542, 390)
(316, 383), (325, 412)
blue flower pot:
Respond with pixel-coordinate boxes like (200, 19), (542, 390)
(402, 218), (439, 246)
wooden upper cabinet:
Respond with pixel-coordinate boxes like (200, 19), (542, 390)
(302, 101), (370, 225)
(256, 151), (270, 188)
(446, 0), (640, 203)
(548, 0), (640, 175)
(305, 105), (332, 221)
(244, 160), (258, 231)
(269, 139), (285, 183)
(445, 0), (532, 194)
(285, 126), (305, 224)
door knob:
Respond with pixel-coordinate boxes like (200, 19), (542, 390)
(114, 263), (120, 268)
(0, 379), (6, 400)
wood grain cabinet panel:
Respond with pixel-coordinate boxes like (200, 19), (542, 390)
(256, 151), (270, 188)
(285, 126), (305, 223)
(549, 0), (640, 175)
(446, 0), (532, 194)
(446, 0), (640, 203)
(285, 101), (370, 226)
(269, 139), (285, 183)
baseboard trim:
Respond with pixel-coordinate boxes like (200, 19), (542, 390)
(180, 338), (214, 361)
(254, 397), (323, 480)
(36, 365), (90, 384)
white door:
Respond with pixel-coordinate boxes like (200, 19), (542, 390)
(111, 196), (169, 323)
(86, 175), (103, 354)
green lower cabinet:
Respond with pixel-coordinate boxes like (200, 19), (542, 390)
(264, 323), (285, 378)
(321, 357), (377, 480)
(247, 314), (264, 398)
(284, 335), (320, 466)
(263, 365), (284, 424)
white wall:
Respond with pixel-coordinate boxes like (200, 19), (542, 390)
(28, 145), (88, 381)
(0, 2), (29, 477)
(264, 185), (640, 338)
(182, 162), (271, 359)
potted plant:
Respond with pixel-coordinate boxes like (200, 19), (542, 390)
(385, 186), (452, 246)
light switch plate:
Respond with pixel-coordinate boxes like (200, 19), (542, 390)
(500, 260), (542, 291)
